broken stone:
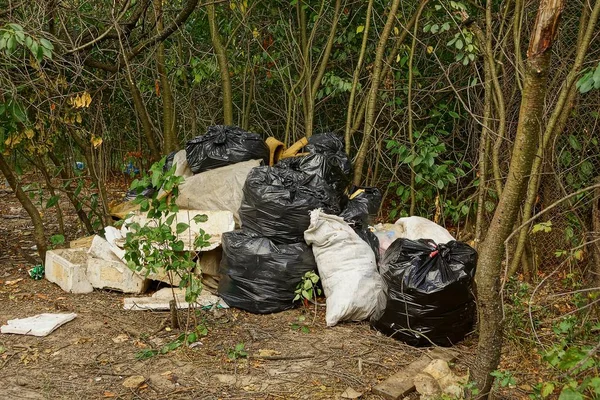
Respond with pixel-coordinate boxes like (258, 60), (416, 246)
(122, 375), (145, 389)
(414, 372), (441, 399)
(0, 313), (77, 337)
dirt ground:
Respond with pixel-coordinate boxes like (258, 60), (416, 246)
(0, 178), (480, 400)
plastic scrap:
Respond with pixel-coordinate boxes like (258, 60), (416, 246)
(394, 216), (455, 244)
(239, 166), (342, 244)
(185, 125), (269, 174)
(304, 209), (386, 326)
(218, 230), (317, 314)
(371, 238), (477, 346)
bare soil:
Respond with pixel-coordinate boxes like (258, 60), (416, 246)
(0, 178), (481, 400)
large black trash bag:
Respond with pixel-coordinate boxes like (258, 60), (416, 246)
(339, 186), (382, 262)
(371, 239), (477, 347)
(305, 132), (345, 154)
(163, 150), (178, 172)
(339, 186), (382, 226)
(239, 166), (342, 244)
(185, 125), (269, 174)
(218, 230), (317, 314)
(275, 153), (351, 197)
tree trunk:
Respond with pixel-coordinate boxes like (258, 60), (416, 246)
(155, 0), (178, 154)
(509, 0), (600, 277)
(128, 78), (161, 160)
(345, 0), (374, 155)
(208, 4), (233, 125)
(472, 0), (564, 395)
(0, 153), (48, 261)
(353, 0), (404, 185)
(48, 153), (94, 234)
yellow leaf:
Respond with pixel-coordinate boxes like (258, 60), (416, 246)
(252, 27), (259, 39)
(356, 25), (364, 34)
(396, 54), (401, 63)
(76, 113), (82, 123)
(91, 136), (103, 148)
(427, 46), (434, 54)
(230, 1), (235, 10)
(24, 129), (35, 139)
(394, 27), (399, 35)
(573, 249), (584, 261)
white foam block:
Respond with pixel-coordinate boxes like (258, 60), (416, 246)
(0, 313), (77, 337)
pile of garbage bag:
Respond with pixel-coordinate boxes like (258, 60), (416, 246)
(110, 127), (478, 348)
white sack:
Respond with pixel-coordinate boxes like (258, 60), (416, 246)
(172, 149), (193, 178)
(373, 217), (455, 259)
(175, 159), (261, 225)
(304, 209), (385, 326)
(394, 216), (455, 243)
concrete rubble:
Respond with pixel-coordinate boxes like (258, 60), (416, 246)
(44, 210), (233, 296)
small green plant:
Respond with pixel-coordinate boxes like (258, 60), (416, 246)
(293, 271), (322, 303)
(50, 234), (65, 248)
(124, 157), (210, 304)
(491, 369), (517, 389)
(134, 330), (205, 360)
(227, 342), (248, 360)
(290, 315), (310, 333)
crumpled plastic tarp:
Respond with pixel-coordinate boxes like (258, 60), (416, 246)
(185, 125), (269, 174)
(371, 238), (477, 346)
(218, 230), (317, 314)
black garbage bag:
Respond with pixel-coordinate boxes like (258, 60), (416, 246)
(305, 132), (345, 154)
(163, 150), (178, 172)
(218, 230), (317, 314)
(240, 166), (341, 243)
(185, 125), (269, 174)
(124, 185), (155, 201)
(371, 239), (477, 347)
(339, 186), (382, 226)
(338, 186), (382, 262)
(275, 153), (351, 197)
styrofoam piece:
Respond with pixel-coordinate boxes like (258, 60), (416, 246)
(1, 313), (77, 336)
(86, 257), (148, 294)
(87, 235), (124, 262)
(121, 210), (235, 251)
(123, 288), (228, 310)
(45, 249), (93, 294)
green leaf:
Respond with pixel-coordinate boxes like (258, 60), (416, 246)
(532, 221), (552, 233)
(356, 25), (364, 34)
(50, 234), (65, 245)
(176, 222), (189, 234)
(436, 180), (444, 189)
(455, 39), (463, 50)
(46, 195), (60, 208)
(186, 332), (197, 344)
(193, 214), (208, 223)
(541, 382), (555, 398)
(588, 377), (600, 394)
(558, 388), (584, 400)
(39, 38), (53, 50)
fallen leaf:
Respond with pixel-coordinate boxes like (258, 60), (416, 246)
(112, 334), (128, 344)
(103, 391), (116, 398)
(341, 387), (363, 399)
(35, 294), (49, 300)
(257, 349), (281, 357)
(5, 278), (23, 286)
